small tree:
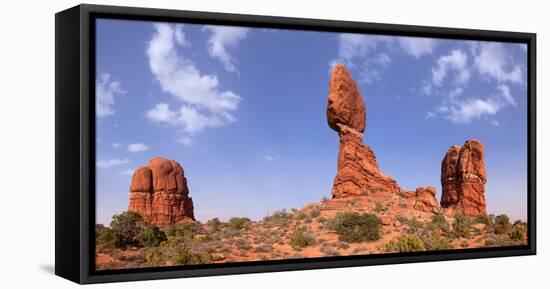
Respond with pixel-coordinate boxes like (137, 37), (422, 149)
(110, 211), (143, 246)
(494, 214), (512, 234)
(97, 227), (120, 250)
(206, 218), (222, 232)
(137, 225), (167, 247)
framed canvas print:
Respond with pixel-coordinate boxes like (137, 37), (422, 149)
(55, 4), (536, 284)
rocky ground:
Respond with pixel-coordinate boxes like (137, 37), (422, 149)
(95, 189), (527, 270)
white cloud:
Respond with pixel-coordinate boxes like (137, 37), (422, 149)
(203, 25), (249, 73)
(176, 136), (195, 146)
(431, 49), (470, 86)
(118, 169), (135, 175)
(397, 37), (437, 58)
(128, 143), (150, 152)
(97, 158), (129, 168)
(497, 84), (516, 106)
(174, 24), (189, 47)
(112, 143), (121, 149)
(146, 23), (242, 141)
(96, 74), (125, 118)
(491, 120), (501, 127)
(473, 42), (523, 83)
(446, 98), (499, 124)
(263, 155), (278, 161)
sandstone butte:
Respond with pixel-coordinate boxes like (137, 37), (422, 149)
(128, 157), (195, 225)
(327, 64), (401, 198)
(440, 140), (487, 216)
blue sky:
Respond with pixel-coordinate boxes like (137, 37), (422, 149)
(95, 18), (528, 225)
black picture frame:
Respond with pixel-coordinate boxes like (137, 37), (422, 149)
(55, 4), (536, 284)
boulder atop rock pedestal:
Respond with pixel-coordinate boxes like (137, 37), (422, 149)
(327, 64), (401, 198)
(440, 140), (487, 216)
(128, 157), (195, 225)
(327, 64), (366, 134)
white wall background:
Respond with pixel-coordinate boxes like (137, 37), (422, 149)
(0, 0), (547, 287)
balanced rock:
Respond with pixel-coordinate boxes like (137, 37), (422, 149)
(328, 64), (401, 198)
(440, 140), (487, 216)
(128, 157), (195, 225)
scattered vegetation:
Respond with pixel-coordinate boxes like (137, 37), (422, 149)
(263, 210), (292, 227)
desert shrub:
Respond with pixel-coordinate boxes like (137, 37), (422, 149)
(235, 239), (252, 250)
(320, 245), (340, 256)
(321, 196), (330, 204)
(263, 209), (292, 227)
(317, 216), (327, 223)
(375, 201), (383, 213)
(384, 235), (426, 253)
(146, 247), (164, 267)
(97, 227), (120, 250)
(173, 246), (193, 265)
(484, 233), (517, 247)
(296, 211), (308, 220)
(352, 246), (367, 254)
(422, 233), (452, 250)
(165, 225), (177, 237)
(328, 212), (381, 243)
(494, 214), (511, 235)
(310, 208), (321, 218)
(252, 244), (274, 253)
(206, 218), (222, 232)
(509, 226), (524, 241)
(228, 217), (251, 230)
(474, 213), (492, 226)
(430, 213), (450, 233)
(137, 225), (167, 247)
(404, 216), (424, 234)
(175, 222), (202, 240)
(290, 227), (314, 249)
(452, 212), (471, 238)
(110, 211), (143, 246)
(338, 241), (350, 249)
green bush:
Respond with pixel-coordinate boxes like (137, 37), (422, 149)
(146, 247), (164, 267)
(494, 214), (511, 235)
(137, 225), (167, 247)
(228, 217), (251, 230)
(263, 210), (292, 227)
(430, 213), (449, 233)
(110, 211), (143, 246)
(173, 246), (193, 265)
(310, 208), (321, 218)
(509, 226), (524, 240)
(405, 217), (424, 234)
(206, 218), (222, 232)
(97, 227), (120, 250)
(296, 211), (308, 220)
(385, 235), (426, 253)
(452, 212), (471, 238)
(328, 212), (381, 243)
(175, 222), (201, 239)
(422, 233), (452, 250)
(474, 213), (492, 226)
(290, 227), (314, 249)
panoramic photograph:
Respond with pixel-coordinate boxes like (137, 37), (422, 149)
(94, 19), (528, 270)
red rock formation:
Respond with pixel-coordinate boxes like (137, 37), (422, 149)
(412, 186), (440, 214)
(128, 157), (195, 225)
(328, 64), (401, 198)
(440, 140), (487, 216)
